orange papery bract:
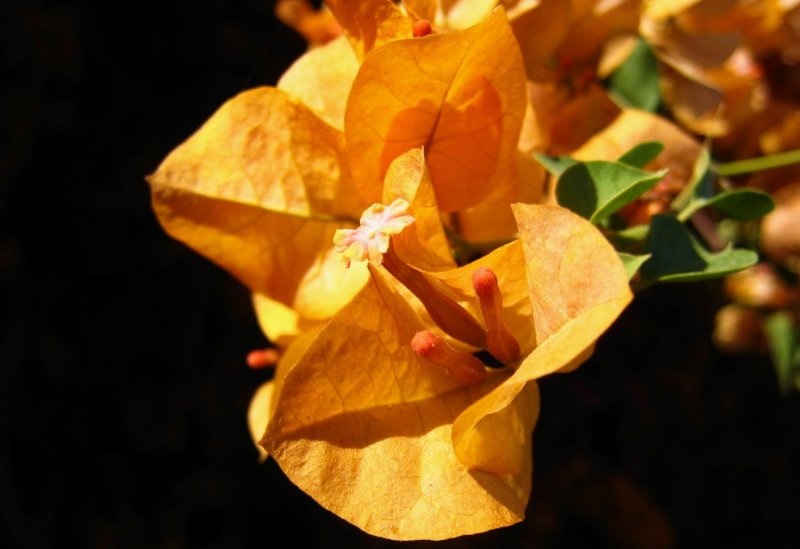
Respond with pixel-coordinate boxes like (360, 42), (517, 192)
(150, 3), (641, 542)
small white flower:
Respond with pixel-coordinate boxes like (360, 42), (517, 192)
(333, 199), (415, 267)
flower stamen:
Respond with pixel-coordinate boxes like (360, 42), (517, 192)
(333, 199), (415, 268)
(472, 267), (521, 364)
(411, 330), (487, 386)
(334, 200), (487, 349)
(413, 19), (433, 38)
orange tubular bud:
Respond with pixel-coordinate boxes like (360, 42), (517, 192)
(411, 331), (487, 386)
(335, 200), (486, 349)
(413, 19), (432, 38)
(383, 246), (486, 349)
(472, 267), (520, 364)
(246, 348), (280, 369)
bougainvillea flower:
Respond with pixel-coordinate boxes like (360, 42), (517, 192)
(479, 1), (635, 157)
(148, 86), (370, 344)
(384, 1), (635, 158)
(442, 0), (634, 157)
(529, 82), (622, 155)
(277, 35), (358, 130)
(641, 1), (768, 137)
(646, 0), (800, 61)
(333, 199), (416, 267)
(761, 180), (800, 270)
(323, 0), (414, 59)
(150, 7), (535, 343)
(274, 0), (342, 47)
(253, 152), (632, 539)
(508, 0), (641, 82)
(248, 146), (454, 453)
(345, 7), (527, 212)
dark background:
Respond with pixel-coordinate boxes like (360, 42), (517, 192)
(3, 1), (800, 547)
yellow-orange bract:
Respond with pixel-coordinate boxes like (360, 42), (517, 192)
(324, 0), (411, 59)
(148, 86), (370, 344)
(345, 7), (527, 212)
(149, 7), (531, 343)
(252, 150), (632, 539)
(277, 35), (358, 130)
(640, 0), (775, 137)
(150, 3), (634, 541)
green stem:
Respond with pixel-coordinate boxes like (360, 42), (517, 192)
(715, 149), (800, 176)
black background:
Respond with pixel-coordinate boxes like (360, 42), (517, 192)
(3, 1), (800, 547)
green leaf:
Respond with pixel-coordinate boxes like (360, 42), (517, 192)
(641, 216), (705, 277)
(615, 224), (650, 241)
(641, 215), (758, 282)
(764, 312), (797, 395)
(678, 189), (775, 222)
(617, 141), (664, 168)
(608, 39), (661, 112)
(618, 252), (651, 280)
(608, 224), (650, 252)
(556, 161), (667, 224)
(533, 152), (576, 177)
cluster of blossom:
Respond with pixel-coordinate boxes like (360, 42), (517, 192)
(150, 0), (800, 539)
